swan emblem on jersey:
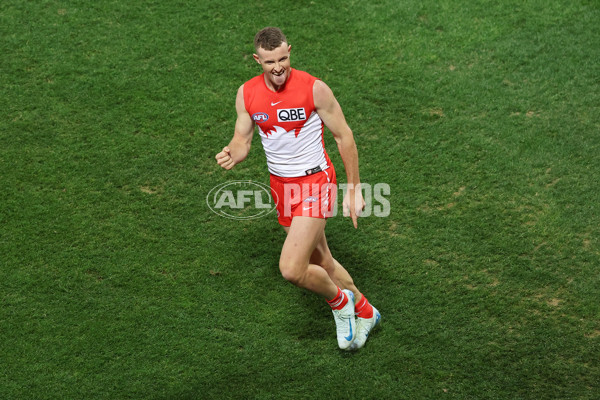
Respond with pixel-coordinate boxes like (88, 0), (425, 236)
(262, 125), (305, 138)
(262, 125), (288, 138)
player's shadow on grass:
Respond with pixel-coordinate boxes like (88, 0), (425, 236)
(293, 290), (332, 341)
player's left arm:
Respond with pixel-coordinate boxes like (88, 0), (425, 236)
(313, 79), (365, 229)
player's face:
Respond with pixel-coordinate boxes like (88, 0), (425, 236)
(253, 43), (292, 91)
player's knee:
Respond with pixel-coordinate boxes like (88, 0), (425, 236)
(279, 259), (305, 286)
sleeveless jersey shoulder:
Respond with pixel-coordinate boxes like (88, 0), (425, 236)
(289, 70), (319, 111)
(243, 74), (266, 113)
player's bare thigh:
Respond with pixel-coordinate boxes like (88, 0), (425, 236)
(280, 216), (326, 272)
(283, 220), (335, 272)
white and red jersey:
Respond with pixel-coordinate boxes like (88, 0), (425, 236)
(243, 69), (333, 178)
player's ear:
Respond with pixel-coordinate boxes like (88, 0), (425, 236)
(253, 53), (260, 64)
(288, 45), (292, 54)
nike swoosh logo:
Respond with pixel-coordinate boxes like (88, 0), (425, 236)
(303, 206), (312, 210)
(271, 101), (283, 106)
(344, 319), (353, 341)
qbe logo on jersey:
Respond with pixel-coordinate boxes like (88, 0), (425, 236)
(277, 108), (307, 123)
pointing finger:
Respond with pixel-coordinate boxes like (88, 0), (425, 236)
(351, 210), (358, 229)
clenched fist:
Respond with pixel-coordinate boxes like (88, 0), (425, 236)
(215, 147), (235, 170)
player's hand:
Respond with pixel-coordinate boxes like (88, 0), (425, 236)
(215, 146), (235, 170)
(343, 184), (366, 229)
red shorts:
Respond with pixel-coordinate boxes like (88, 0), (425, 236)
(270, 166), (337, 227)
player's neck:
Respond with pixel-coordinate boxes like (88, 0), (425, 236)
(264, 76), (284, 92)
(263, 69), (292, 92)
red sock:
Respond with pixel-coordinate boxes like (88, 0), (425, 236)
(355, 294), (374, 319)
(327, 287), (348, 310)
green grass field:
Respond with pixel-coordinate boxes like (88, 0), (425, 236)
(2, 0), (599, 398)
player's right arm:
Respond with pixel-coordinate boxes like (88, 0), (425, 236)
(215, 85), (254, 170)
